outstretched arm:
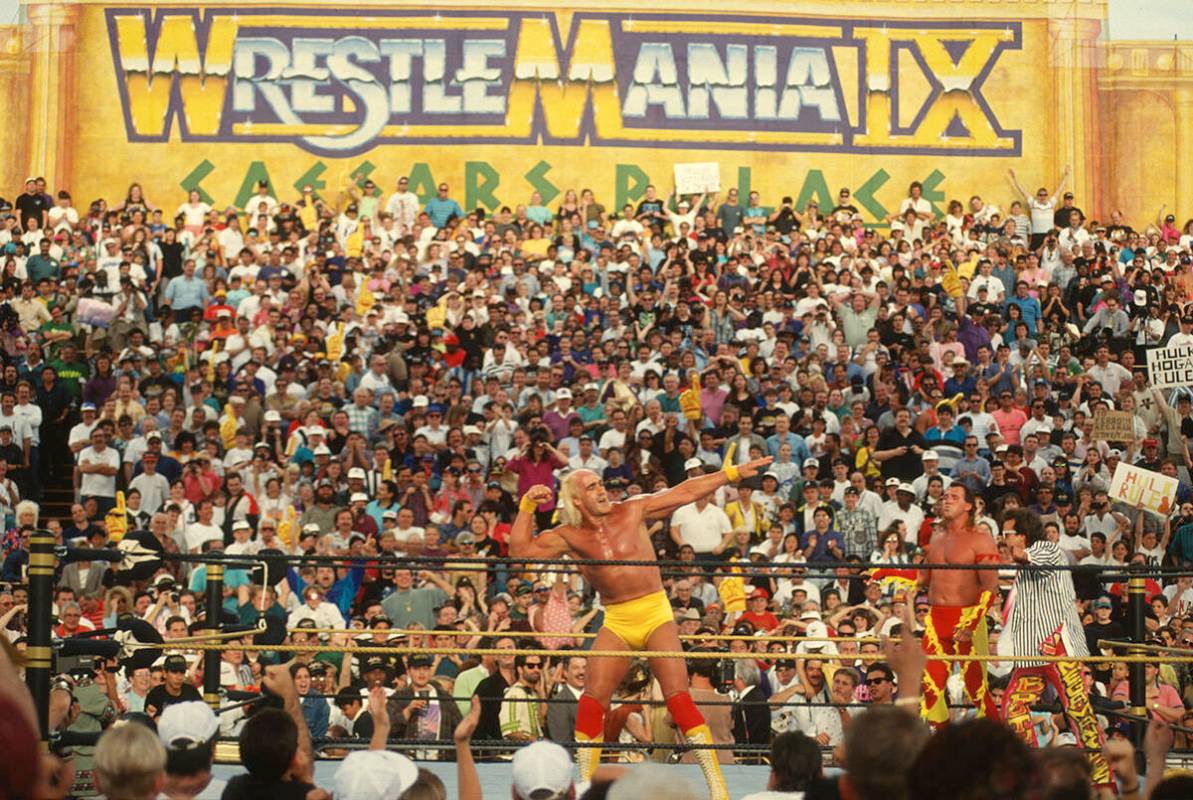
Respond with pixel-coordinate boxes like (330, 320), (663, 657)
(629, 456), (772, 519)
(509, 485), (572, 560)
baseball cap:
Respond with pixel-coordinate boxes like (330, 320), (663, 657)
(1093, 597), (1112, 609)
(362, 655), (390, 673)
(922, 450), (939, 461)
(231, 519), (251, 532)
(264, 410), (282, 422)
(158, 701), (219, 749)
(749, 588), (769, 600)
(897, 483), (915, 494)
(556, 388), (572, 399)
(683, 457), (704, 472)
(803, 457), (819, 469)
(512, 741), (574, 800)
(146, 431), (163, 441)
(81, 402), (96, 412)
(350, 492), (369, 503)
(408, 653), (434, 668)
(456, 532), (476, 546)
(412, 396), (429, 408)
(679, 608), (701, 621)
(348, 467), (367, 480)
(885, 477), (900, 487)
(335, 750), (418, 800)
(514, 583), (534, 597)
(163, 654), (188, 673)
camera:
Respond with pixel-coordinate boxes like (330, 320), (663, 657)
(718, 659), (736, 692)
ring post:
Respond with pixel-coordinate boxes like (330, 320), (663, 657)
(202, 561), (225, 711)
(25, 528), (57, 739)
(1126, 561), (1148, 757)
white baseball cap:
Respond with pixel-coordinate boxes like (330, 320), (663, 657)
(921, 450), (939, 461)
(556, 388), (572, 400)
(334, 750), (418, 800)
(683, 457), (704, 472)
(412, 395), (429, 408)
(348, 467), (367, 480)
(158, 701), (219, 749)
(512, 741), (574, 800)
(350, 492), (369, 504)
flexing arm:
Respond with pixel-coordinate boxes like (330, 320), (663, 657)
(508, 485), (572, 560)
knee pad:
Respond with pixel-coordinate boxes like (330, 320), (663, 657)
(666, 690), (705, 734)
(576, 693), (606, 739)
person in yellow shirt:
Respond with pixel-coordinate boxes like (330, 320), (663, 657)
(724, 477), (769, 543)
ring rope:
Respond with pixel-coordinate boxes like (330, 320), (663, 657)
(139, 641), (1193, 663)
(143, 549), (1157, 573)
(285, 627), (884, 644)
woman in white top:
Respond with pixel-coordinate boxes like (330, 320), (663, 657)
(176, 189), (212, 236)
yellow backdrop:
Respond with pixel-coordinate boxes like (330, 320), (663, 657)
(1, 0), (1189, 226)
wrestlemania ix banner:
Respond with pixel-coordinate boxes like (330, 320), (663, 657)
(101, 9), (1021, 157)
(14, 1), (1179, 221)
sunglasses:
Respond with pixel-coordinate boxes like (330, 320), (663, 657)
(865, 677), (889, 686)
(524, 662), (543, 669)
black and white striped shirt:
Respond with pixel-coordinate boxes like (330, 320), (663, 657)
(1003, 540), (1089, 667)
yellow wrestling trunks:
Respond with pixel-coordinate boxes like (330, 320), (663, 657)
(602, 589), (676, 649)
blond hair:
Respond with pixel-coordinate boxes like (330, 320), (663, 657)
(556, 470), (585, 528)
(94, 723), (166, 800)
(14, 500), (38, 528)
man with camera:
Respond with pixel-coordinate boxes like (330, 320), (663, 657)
(386, 653), (462, 758)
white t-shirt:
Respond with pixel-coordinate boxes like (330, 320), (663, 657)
(671, 502), (732, 553)
(78, 445), (119, 498)
(1028, 199), (1055, 234)
(185, 522), (223, 551)
(1163, 585), (1193, 618)
(176, 201), (212, 228)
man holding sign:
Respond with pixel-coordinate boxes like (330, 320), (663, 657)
(1150, 385), (1193, 483)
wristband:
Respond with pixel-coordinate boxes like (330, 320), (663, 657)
(519, 496), (539, 514)
(723, 463), (741, 484)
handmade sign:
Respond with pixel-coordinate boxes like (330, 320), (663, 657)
(1092, 410), (1133, 441)
(1109, 463), (1177, 517)
(1147, 344), (1193, 389)
(674, 162), (721, 194)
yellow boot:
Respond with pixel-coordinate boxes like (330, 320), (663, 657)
(575, 731), (603, 784)
(684, 724), (729, 800)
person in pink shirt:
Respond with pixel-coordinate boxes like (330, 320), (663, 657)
(1111, 659), (1184, 724)
(506, 439), (569, 528)
(990, 390), (1028, 445)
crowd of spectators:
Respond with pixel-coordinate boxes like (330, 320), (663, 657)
(1, 166), (1193, 796)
